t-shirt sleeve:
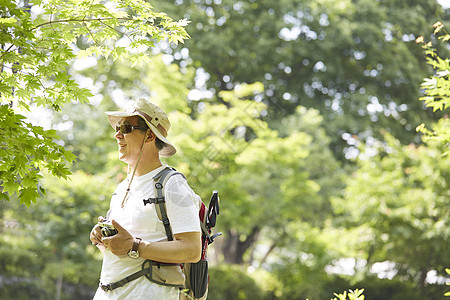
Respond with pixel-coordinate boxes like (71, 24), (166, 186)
(164, 174), (201, 235)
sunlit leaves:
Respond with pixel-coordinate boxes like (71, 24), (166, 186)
(417, 26), (450, 112)
(0, 0), (190, 205)
(332, 289), (365, 300)
(0, 105), (76, 206)
(1, 0), (189, 109)
(445, 268), (450, 296)
(416, 23), (450, 157)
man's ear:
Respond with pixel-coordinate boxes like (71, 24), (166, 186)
(146, 130), (155, 142)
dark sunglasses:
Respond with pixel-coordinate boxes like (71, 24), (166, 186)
(115, 124), (141, 134)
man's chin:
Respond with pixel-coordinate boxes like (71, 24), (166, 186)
(118, 153), (126, 162)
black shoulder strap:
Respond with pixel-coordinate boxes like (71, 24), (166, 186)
(148, 167), (185, 241)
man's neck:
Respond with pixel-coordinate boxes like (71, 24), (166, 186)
(131, 159), (163, 177)
(125, 141), (162, 177)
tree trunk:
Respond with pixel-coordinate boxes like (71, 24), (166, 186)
(55, 262), (63, 300)
(220, 226), (261, 264)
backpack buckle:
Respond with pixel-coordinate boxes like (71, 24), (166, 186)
(100, 283), (113, 292)
(143, 197), (164, 205)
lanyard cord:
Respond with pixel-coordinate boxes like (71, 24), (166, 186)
(121, 131), (148, 208)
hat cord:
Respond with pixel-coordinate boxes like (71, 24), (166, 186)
(121, 131), (148, 208)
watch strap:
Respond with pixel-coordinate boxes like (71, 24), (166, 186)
(128, 237), (142, 258)
(132, 237), (142, 252)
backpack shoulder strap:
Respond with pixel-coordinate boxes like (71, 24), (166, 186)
(150, 167), (185, 241)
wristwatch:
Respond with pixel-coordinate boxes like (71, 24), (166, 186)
(127, 237), (142, 259)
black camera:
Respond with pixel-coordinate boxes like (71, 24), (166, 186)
(98, 221), (118, 237)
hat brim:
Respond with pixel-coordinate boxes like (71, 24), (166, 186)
(105, 111), (177, 157)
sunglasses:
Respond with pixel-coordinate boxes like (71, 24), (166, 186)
(115, 124), (141, 134)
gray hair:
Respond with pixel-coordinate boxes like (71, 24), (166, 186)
(137, 117), (167, 151)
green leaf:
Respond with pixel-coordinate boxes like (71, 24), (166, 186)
(39, 186), (46, 196)
(0, 192), (10, 201)
(0, 17), (17, 25)
(19, 187), (40, 207)
(3, 180), (19, 196)
(73, 88), (93, 103)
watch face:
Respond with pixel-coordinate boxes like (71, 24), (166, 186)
(128, 250), (139, 259)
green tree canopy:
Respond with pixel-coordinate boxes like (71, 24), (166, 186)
(333, 132), (449, 289)
(330, 22), (450, 296)
(151, 0), (446, 160)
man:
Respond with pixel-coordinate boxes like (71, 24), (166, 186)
(89, 99), (201, 299)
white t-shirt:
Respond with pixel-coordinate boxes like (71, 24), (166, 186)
(94, 165), (201, 300)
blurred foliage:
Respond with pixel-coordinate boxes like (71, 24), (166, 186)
(332, 132), (449, 292)
(151, 0), (447, 161)
(330, 22), (449, 297)
(207, 265), (275, 300)
(50, 100), (119, 175)
(162, 83), (340, 264)
(354, 275), (447, 300)
(0, 170), (114, 298)
(0, 281), (50, 300)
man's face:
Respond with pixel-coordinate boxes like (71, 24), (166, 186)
(115, 116), (146, 165)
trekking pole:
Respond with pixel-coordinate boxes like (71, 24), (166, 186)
(206, 191), (222, 243)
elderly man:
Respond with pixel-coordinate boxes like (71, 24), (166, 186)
(90, 99), (201, 299)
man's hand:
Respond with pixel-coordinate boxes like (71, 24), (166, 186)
(90, 216), (105, 246)
(101, 219), (134, 256)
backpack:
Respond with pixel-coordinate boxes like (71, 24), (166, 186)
(148, 166), (221, 299)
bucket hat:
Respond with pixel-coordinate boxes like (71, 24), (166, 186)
(105, 99), (176, 157)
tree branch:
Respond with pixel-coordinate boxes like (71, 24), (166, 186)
(83, 21), (100, 46)
(31, 17), (129, 31)
(0, 44), (17, 61)
(258, 241), (277, 268)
